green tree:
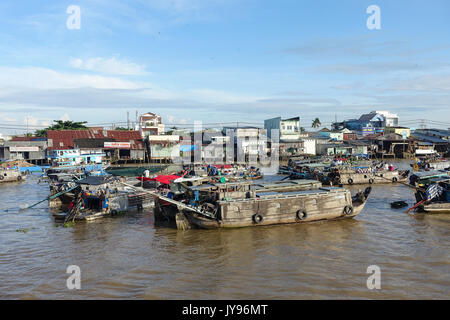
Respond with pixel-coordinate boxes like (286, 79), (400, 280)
(114, 127), (132, 131)
(35, 120), (88, 137)
(166, 126), (179, 135)
(300, 127), (306, 133)
(311, 118), (321, 129)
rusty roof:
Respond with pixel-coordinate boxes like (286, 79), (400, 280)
(47, 130), (145, 150)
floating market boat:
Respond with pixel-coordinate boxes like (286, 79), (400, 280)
(153, 179), (368, 229)
(280, 162), (330, 180)
(323, 166), (410, 185)
(53, 176), (153, 222)
(411, 157), (450, 171)
(410, 177), (450, 214)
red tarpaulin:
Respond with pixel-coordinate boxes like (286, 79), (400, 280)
(211, 164), (232, 169)
(137, 175), (181, 185)
(137, 171), (187, 185)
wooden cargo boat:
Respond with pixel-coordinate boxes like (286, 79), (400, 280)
(184, 187), (371, 229)
(154, 179), (323, 222)
(154, 179), (371, 229)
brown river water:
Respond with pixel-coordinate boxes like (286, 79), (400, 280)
(0, 161), (449, 299)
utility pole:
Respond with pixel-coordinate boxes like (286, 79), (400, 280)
(26, 117), (28, 136)
(127, 111), (130, 129)
(420, 119), (426, 129)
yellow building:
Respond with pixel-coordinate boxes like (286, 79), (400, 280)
(384, 126), (410, 138)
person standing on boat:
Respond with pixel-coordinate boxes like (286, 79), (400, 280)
(144, 169), (150, 178)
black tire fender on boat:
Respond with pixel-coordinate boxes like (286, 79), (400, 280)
(364, 187), (372, 198)
(252, 214), (264, 224)
(296, 210), (307, 221)
(111, 210), (118, 216)
(348, 178), (354, 185)
(392, 177), (398, 182)
(343, 205), (354, 215)
(368, 178), (374, 184)
(0, 175), (4, 180)
(17, 175), (22, 181)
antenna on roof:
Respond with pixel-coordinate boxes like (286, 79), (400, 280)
(135, 110), (138, 130)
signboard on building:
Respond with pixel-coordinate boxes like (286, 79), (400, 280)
(402, 131), (408, 140)
(9, 146), (39, 152)
(362, 127), (375, 136)
(416, 149), (436, 155)
(104, 142), (131, 149)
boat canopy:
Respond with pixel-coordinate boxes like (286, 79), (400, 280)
(411, 170), (448, 178)
(149, 174), (182, 185)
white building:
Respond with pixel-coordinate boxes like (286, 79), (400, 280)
(138, 112), (165, 138)
(264, 117), (302, 141)
(222, 126), (268, 162)
(375, 111), (399, 127)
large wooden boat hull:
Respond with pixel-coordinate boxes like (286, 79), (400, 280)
(184, 188), (370, 229)
(154, 179), (324, 222)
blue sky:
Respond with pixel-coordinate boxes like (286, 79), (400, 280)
(0, 0), (450, 136)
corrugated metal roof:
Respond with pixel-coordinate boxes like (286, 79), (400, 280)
(47, 130), (145, 150)
(358, 112), (383, 123)
(10, 136), (47, 142)
(411, 132), (448, 144)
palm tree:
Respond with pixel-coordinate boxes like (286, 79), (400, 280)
(312, 118), (321, 129)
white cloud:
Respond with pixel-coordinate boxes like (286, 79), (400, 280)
(385, 74), (450, 92)
(24, 115), (51, 128)
(0, 66), (145, 90)
(188, 89), (262, 104)
(60, 113), (70, 121)
(69, 57), (147, 76)
(0, 113), (17, 122)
